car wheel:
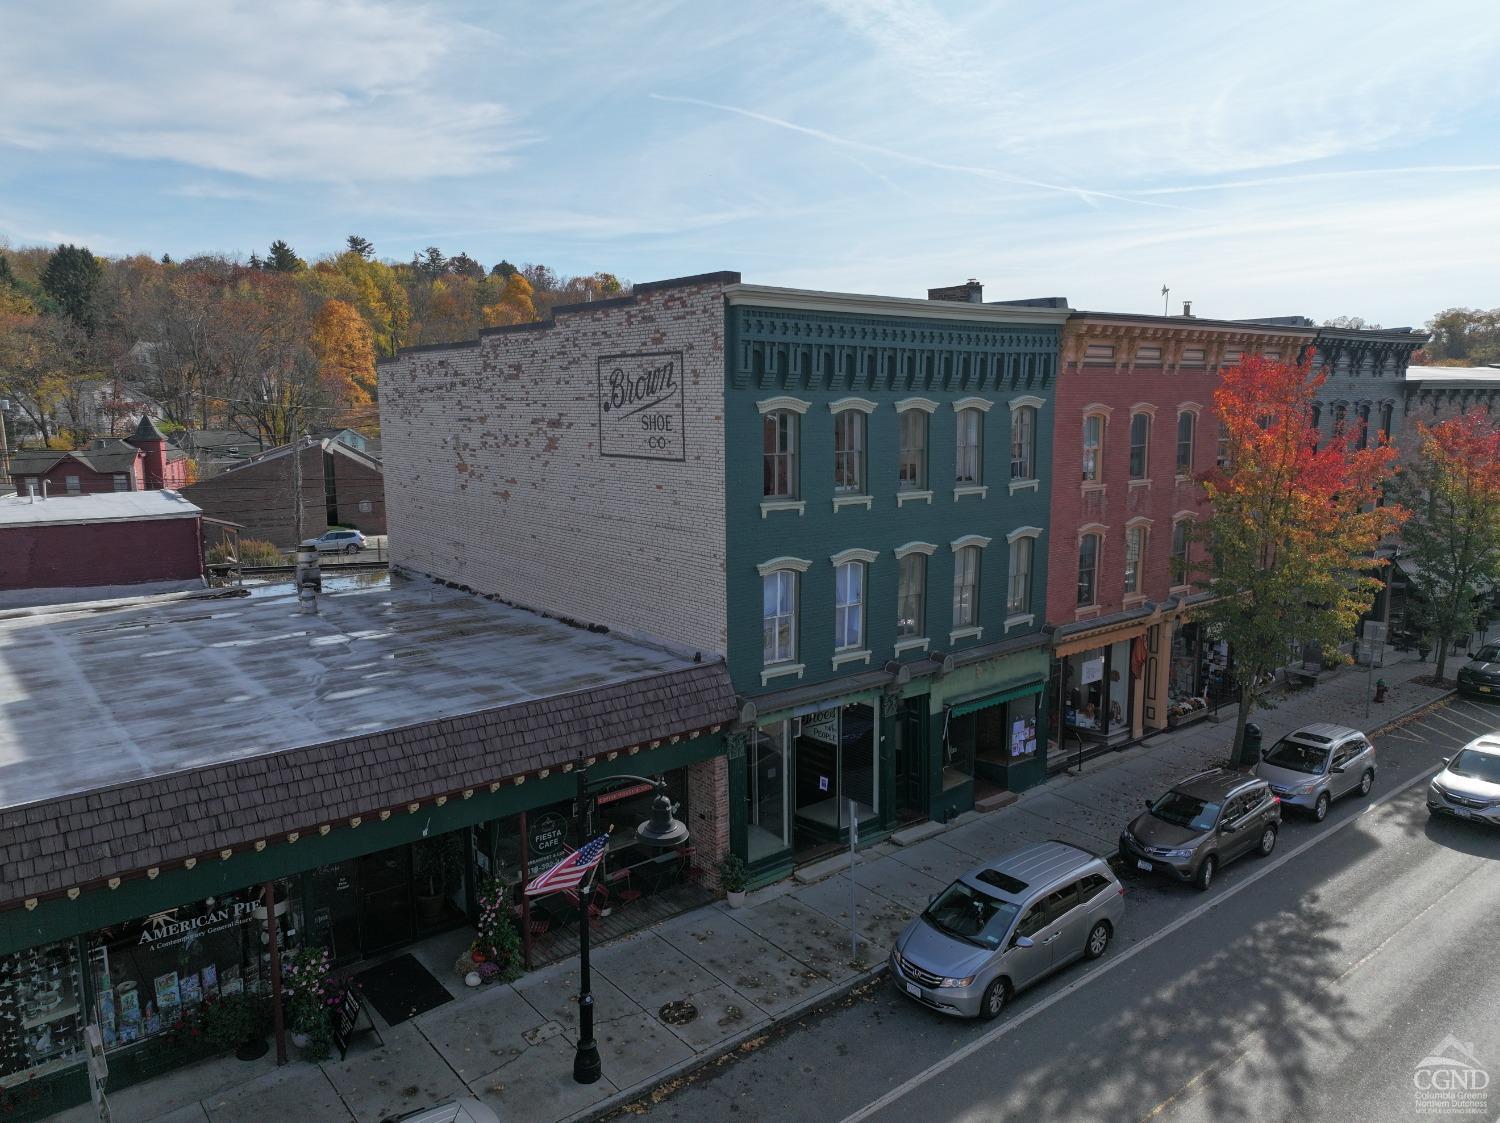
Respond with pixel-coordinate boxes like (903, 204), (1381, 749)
(1194, 855), (1217, 892)
(1085, 921), (1111, 960)
(344, 543), (359, 555)
(1359, 769), (1374, 797)
(1313, 792), (1330, 822)
(978, 978), (1008, 1021)
(1257, 824), (1278, 857)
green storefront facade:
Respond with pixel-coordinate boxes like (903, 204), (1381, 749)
(720, 289), (1066, 885)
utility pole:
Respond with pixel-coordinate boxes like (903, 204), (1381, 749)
(0, 399), (10, 490)
(290, 412), (305, 546)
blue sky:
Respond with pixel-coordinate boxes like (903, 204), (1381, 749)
(2, 0), (1498, 327)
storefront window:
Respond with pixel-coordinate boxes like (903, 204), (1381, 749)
(89, 891), (264, 1052)
(792, 703), (879, 851)
(943, 710), (978, 790)
(747, 722), (792, 861)
(1, 938), (85, 1087)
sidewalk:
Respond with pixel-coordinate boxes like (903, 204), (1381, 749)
(67, 649), (1453, 1123)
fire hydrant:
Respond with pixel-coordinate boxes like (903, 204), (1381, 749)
(1374, 679), (1389, 703)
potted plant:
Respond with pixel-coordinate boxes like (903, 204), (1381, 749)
(280, 946), (336, 1059)
(201, 993), (268, 1060)
(413, 833), (464, 923)
(717, 854), (749, 908)
(465, 875), (524, 982)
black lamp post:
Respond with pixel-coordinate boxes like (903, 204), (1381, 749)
(573, 768), (689, 1084)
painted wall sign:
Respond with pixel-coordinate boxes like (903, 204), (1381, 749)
(598, 350), (686, 461)
(801, 709), (840, 745)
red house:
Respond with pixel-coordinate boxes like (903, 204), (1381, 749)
(6, 415), (190, 497)
(1046, 311), (1318, 750)
(0, 489), (205, 600)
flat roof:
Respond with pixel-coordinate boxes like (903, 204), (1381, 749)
(1406, 365), (1500, 382)
(0, 571), (699, 812)
(0, 488), (201, 528)
(725, 282), (1072, 325)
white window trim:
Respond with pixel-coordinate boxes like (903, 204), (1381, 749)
(1007, 479), (1039, 494)
(1077, 522), (1108, 540)
(761, 662), (806, 686)
(1006, 525), (1043, 544)
(830, 547), (879, 567)
(949, 625), (984, 644)
(1128, 478), (1151, 490)
(893, 636), (930, 656)
(953, 484), (989, 500)
(951, 534), (993, 551)
(1004, 613), (1035, 632)
(1008, 395), (1045, 412)
(756, 556), (812, 577)
(1130, 402), (1158, 417)
(760, 499), (806, 518)
(832, 649), (873, 670)
(1082, 403), (1115, 419)
(757, 396), (811, 415)
(832, 494), (873, 512)
(829, 397), (877, 415)
(1123, 593), (1148, 608)
(1125, 515), (1153, 529)
(952, 397), (994, 413)
(896, 397), (938, 414)
(896, 489), (933, 506)
(1178, 402), (1203, 416)
(894, 541), (938, 560)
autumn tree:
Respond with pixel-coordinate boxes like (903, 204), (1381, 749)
(480, 272), (535, 328)
(1387, 414), (1500, 680)
(1424, 307), (1500, 365)
(1192, 355), (1407, 766)
(41, 244), (104, 332)
(310, 298), (376, 425)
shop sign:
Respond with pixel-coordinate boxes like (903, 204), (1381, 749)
(137, 900), (258, 949)
(802, 709), (840, 745)
(1081, 656), (1105, 685)
(597, 350), (686, 461)
(529, 812), (569, 858)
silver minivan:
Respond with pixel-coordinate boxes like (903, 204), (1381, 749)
(1254, 723), (1376, 821)
(889, 840), (1124, 1020)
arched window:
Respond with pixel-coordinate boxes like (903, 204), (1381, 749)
(956, 409), (984, 485)
(1176, 410), (1197, 474)
(1083, 414), (1105, 482)
(1124, 523), (1148, 595)
(763, 411), (798, 498)
(1129, 413), (1150, 479)
(834, 561), (866, 651)
(1010, 405), (1036, 480)
(1077, 533), (1101, 607)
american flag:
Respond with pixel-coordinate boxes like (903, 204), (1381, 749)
(525, 834), (611, 897)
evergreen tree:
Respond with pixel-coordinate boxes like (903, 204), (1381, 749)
(247, 252), (264, 270)
(266, 240), (304, 273)
(448, 252), (484, 278)
(346, 234), (374, 260)
(490, 260), (517, 279)
(419, 246), (446, 279)
(40, 243), (104, 332)
(160, 253), (173, 265)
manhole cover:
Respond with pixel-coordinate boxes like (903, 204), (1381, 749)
(659, 1000), (699, 1025)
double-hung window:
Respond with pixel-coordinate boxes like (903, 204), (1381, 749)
(835, 562), (865, 650)
(897, 554), (926, 638)
(953, 546), (981, 628)
(1082, 415), (1104, 483)
(763, 411), (797, 498)
(763, 571), (797, 664)
(898, 409), (927, 491)
(956, 408), (983, 485)
(1077, 534), (1100, 607)
(1216, 420), (1231, 468)
(1176, 411), (1196, 474)
(1129, 413), (1150, 480)
(1010, 406), (1035, 480)
(1007, 536), (1033, 616)
(1124, 525), (1146, 595)
(1172, 519), (1192, 584)
(834, 410), (865, 493)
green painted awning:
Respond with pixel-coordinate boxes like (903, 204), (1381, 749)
(946, 679), (1045, 719)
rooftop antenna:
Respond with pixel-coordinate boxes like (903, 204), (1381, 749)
(1161, 284), (1170, 316)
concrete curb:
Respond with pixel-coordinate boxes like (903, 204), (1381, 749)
(569, 962), (889, 1123)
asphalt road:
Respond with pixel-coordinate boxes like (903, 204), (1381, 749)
(623, 696), (1500, 1123)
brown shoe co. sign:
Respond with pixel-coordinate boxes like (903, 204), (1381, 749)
(598, 350), (686, 461)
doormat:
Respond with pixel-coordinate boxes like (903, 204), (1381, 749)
(353, 953), (453, 1026)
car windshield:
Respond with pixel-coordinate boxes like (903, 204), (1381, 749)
(1149, 791), (1221, 831)
(922, 881), (1021, 949)
(1474, 646), (1500, 663)
(1449, 750), (1500, 784)
(1261, 739), (1328, 775)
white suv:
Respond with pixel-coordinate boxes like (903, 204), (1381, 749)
(1428, 735), (1500, 826)
(302, 529), (367, 554)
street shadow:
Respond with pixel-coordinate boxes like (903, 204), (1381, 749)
(961, 895), (1360, 1123)
(1423, 813), (1500, 859)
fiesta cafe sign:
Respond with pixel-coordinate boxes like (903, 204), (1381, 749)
(597, 350), (686, 461)
(138, 900), (257, 946)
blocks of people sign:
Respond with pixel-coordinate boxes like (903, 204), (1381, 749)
(598, 350), (686, 460)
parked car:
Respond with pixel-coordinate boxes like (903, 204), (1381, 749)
(379, 1099), (501, 1123)
(889, 840), (1123, 1021)
(1427, 734), (1500, 826)
(1119, 769), (1280, 891)
(302, 528), (367, 554)
(1455, 644), (1500, 699)
(1254, 723), (1376, 822)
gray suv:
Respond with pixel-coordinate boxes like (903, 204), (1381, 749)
(1120, 769), (1281, 891)
(889, 841), (1124, 1020)
(1254, 723), (1376, 821)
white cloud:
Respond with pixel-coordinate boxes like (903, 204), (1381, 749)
(0, 0), (526, 183)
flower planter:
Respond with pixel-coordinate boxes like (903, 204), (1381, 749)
(291, 1031), (311, 1049)
(725, 890), (747, 909)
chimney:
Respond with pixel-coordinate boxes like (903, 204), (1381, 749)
(1182, 300), (1194, 318)
(928, 279), (984, 304)
(27, 481), (35, 504)
(126, 414), (170, 490)
(41, 480), (48, 500)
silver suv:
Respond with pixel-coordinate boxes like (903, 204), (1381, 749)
(1427, 734), (1500, 825)
(1120, 769), (1281, 891)
(889, 840), (1124, 1020)
(1254, 723), (1375, 822)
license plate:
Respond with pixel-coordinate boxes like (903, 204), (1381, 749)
(905, 982), (922, 998)
(1480, 686), (1492, 694)
(1136, 859), (1153, 872)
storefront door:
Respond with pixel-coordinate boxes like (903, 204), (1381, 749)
(893, 700), (927, 823)
(791, 702), (879, 854)
(358, 848), (414, 955)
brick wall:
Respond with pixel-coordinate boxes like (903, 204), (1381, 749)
(0, 516), (203, 590)
(330, 450), (387, 535)
(183, 444), (328, 547)
(686, 755), (729, 889)
(377, 275), (732, 656)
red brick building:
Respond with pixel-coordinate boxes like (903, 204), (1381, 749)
(1046, 312), (1317, 750)
(0, 489), (204, 597)
(6, 415), (190, 497)
(182, 434), (385, 547)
